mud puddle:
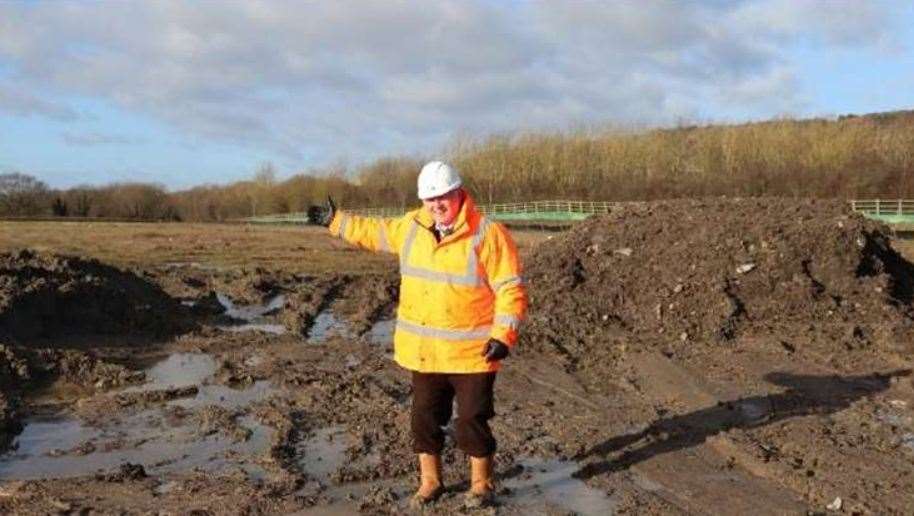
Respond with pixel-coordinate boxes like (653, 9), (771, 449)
(217, 293), (288, 335)
(364, 318), (394, 345)
(125, 352), (215, 390)
(293, 426), (614, 515)
(0, 352), (277, 480)
(0, 413), (271, 480)
(127, 351), (280, 410)
(503, 457), (618, 515)
(297, 426), (354, 481)
(125, 352), (275, 409)
(225, 323), (287, 335)
(218, 292), (286, 320)
(293, 427), (402, 513)
(308, 311), (393, 352)
(297, 426), (381, 483)
(308, 310), (357, 343)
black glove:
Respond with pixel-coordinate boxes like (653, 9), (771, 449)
(307, 196), (336, 227)
(482, 338), (510, 362)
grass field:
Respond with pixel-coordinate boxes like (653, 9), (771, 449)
(0, 221), (552, 274)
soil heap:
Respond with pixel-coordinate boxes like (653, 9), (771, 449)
(0, 249), (191, 342)
(522, 198), (914, 370)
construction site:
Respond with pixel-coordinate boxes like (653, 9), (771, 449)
(6, 1), (914, 513)
(0, 196), (911, 515)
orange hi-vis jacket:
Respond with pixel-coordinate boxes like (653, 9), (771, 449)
(328, 195), (527, 373)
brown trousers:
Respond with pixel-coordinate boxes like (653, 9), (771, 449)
(411, 371), (497, 457)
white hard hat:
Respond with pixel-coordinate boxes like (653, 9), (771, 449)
(417, 161), (462, 200)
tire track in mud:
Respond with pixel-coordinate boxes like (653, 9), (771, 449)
(567, 350), (914, 514)
(587, 352), (809, 514)
(285, 276), (351, 338)
(506, 344), (913, 514)
(506, 352), (810, 513)
(279, 273), (398, 340)
(515, 370), (604, 412)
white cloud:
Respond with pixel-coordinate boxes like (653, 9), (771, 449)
(0, 0), (906, 168)
(730, 0), (896, 46)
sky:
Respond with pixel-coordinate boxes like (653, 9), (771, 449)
(1, 0), (913, 191)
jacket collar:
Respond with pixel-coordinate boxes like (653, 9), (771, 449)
(414, 194), (479, 241)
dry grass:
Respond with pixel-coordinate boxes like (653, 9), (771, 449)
(447, 116), (914, 203)
(0, 221), (392, 274)
(0, 221), (552, 274)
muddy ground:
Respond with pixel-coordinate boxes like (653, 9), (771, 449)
(0, 199), (913, 515)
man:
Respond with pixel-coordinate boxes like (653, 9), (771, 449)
(308, 161), (527, 506)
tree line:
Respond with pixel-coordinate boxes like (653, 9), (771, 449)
(4, 110), (914, 222)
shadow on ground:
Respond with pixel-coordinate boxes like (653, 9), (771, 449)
(575, 369), (911, 479)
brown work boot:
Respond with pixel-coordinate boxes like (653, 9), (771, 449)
(464, 455), (495, 508)
(410, 453), (444, 507)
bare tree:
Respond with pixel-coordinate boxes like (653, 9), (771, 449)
(112, 183), (168, 219)
(254, 162), (277, 185)
(0, 172), (49, 216)
(251, 162), (277, 216)
(51, 197), (68, 217)
(64, 187), (95, 217)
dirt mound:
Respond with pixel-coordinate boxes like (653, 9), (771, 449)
(522, 198), (914, 369)
(0, 250), (192, 341)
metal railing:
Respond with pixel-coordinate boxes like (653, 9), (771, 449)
(246, 200), (625, 224)
(348, 206), (411, 217)
(477, 200), (618, 215)
(849, 199), (914, 216)
(849, 199), (914, 228)
(246, 199), (914, 226)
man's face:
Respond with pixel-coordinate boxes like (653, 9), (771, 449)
(422, 189), (463, 226)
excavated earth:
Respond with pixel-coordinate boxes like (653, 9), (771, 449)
(0, 197), (913, 515)
(0, 250), (194, 342)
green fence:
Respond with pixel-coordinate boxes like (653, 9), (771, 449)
(246, 200), (621, 225)
(246, 199), (914, 228)
(850, 199), (914, 227)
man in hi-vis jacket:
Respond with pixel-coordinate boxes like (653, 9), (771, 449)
(308, 161), (527, 506)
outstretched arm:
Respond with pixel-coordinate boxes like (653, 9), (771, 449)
(327, 210), (405, 255)
(308, 197), (405, 254)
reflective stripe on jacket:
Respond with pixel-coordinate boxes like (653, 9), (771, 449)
(327, 195), (527, 373)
